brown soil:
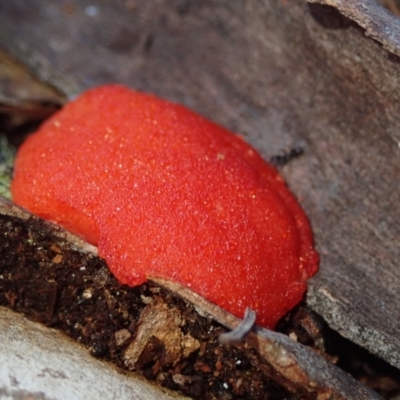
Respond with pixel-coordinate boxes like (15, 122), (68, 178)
(0, 213), (297, 399)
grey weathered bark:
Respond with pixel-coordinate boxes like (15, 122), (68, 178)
(0, 306), (189, 400)
(0, 0), (399, 371)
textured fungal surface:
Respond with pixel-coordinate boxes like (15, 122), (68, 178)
(11, 85), (318, 328)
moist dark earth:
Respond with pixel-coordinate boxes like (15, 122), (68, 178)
(0, 213), (400, 399)
(0, 213), (293, 399)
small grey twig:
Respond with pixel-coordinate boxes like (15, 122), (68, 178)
(218, 308), (256, 345)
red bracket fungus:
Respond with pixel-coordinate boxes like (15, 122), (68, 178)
(11, 85), (318, 329)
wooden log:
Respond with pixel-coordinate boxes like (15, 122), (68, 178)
(0, 0), (399, 370)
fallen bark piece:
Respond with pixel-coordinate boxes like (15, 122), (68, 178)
(124, 298), (200, 370)
(0, 307), (188, 400)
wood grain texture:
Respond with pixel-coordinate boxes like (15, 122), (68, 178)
(0, 307), (188, 400)
(0, 0), (399, 368)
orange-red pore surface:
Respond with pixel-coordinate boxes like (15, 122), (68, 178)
(11, 85), (318, 329)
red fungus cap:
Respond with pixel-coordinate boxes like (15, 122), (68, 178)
(11, 85), (318, 328)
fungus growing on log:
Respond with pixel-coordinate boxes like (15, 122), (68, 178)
(11, 85), (318, 328)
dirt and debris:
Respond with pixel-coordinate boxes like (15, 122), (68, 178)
(0, 213), (296, 399)
(1, 209), (400, 399)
